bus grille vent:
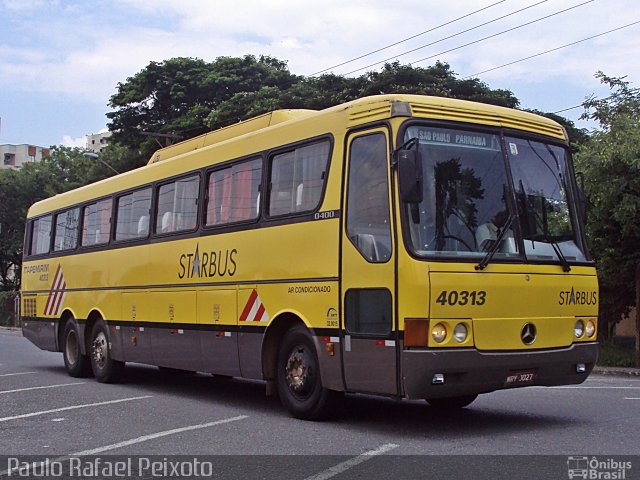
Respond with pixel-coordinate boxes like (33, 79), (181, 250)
(348, 104), (393, 125)
(23, 298), (37, 317)
(410, 103), (566, 139)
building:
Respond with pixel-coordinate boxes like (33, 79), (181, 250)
(0, 144), (50, 169)
(86, 131), (112, 153)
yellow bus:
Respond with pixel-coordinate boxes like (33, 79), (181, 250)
(21, 94), (598, 419)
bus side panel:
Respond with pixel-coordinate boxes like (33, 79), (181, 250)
(198, 288), (241, 377)
(150, 290), (203, 372)
(22, 318), (58, 352)
(120, 292), (153, 364)
(238, 287), (264, 380)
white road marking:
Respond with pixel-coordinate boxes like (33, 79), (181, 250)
(624, 397), (640, 400)
(0, 395), (152, 422)
(0, 382), (84, 394)
(304, 443), (399, 480)
(0, 371), (36, 377)
(71, 415), (249, 456)
(1, 414), (249, 476)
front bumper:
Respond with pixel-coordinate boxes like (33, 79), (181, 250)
(402, 342), (598, 399)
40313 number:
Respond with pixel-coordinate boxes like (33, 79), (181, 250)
(435, 290), (487, 306)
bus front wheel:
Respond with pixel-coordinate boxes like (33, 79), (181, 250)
(62, 319), (92, 377)
(89, 320), (124, 383)
(276, 325), (336, 420)
(425, 394), (478, 409)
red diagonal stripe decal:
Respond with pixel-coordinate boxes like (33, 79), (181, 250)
(254, 303), (265, 322)
(44, 264), (62, 315)
(239, 289), (258, 321)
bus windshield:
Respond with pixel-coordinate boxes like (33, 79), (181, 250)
(506, 136), (586, 262)
(403, 125), (586, 263)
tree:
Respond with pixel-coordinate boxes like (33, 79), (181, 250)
(0, 146), (124, 291)
(573, 72), (640, 346)
(205, 60), (521, 130)
(107, 55), (298, 162)
(362, 61), (519, 107)
(525, 110), (589, 152)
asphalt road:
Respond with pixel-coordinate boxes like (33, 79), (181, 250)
(1, 327), (639, 479)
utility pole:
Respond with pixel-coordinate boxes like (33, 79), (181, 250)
(636, 264), (640, 367)
(140, 132), (182, 148)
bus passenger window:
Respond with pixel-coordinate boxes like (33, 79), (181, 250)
(54, 208), (79, 251)
(269, 141), (330, 216)
(29, 215), (52, 255)
(346, 133), (392, 262)
(115, 188), (151, 241)
(206, 158), (261, 226)
(81, 199), (111, 246)
(155, 176), (200, 234)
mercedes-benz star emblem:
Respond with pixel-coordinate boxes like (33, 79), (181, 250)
(521, 323), (537, 345)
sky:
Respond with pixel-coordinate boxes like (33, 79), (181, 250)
(0, 0), (639, 148)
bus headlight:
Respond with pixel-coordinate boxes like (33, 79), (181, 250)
(586, 320), (596, 338)
(432, 323), (447, 343)
(574, 320), (585, 338)
(453, 323), (468, 343)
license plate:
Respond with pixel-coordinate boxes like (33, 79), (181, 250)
(504, 370), (537, 386)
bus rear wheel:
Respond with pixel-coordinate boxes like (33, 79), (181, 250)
(90, 320), (124, 383)
(276, 325), (336, 420)
(425, 394), (478, 409)
(62, 319), (92, 377)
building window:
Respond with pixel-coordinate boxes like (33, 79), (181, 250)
(4, 153), (15, 166)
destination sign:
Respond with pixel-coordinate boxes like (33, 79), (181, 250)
(406, 127), (499, 150)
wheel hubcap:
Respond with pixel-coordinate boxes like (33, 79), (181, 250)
(65, 330), (78, 365)
(92, 331), (108, 370)
(285, 346), (314, 398)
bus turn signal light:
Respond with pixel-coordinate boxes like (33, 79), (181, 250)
(404, 318), (430, 347)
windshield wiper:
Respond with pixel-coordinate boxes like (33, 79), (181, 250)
(525, 233), (572, 272)
(475, 214), (514, 271)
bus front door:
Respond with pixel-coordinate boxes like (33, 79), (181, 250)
(340, 129), (398, 395)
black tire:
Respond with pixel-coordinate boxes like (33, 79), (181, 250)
(276, 325), (337, 420)
(426, 394), (478, 409)
(89, 319), (124, 383)
(62, 319), (92, 377)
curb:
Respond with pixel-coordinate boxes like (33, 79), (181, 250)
(0, 326), (21, 331)
(592, 366), (640, 377)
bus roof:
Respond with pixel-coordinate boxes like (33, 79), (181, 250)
(27, 94), (566, 218)
(147, 109), (316, 165)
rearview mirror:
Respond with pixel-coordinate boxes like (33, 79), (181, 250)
(397, 149), (423, 203)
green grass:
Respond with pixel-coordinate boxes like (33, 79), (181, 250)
(598, 342), (636, 368)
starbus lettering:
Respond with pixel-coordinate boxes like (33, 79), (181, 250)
(559, 288), (597, 306)
(178, 244), (238, 279)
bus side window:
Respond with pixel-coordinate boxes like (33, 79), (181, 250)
(206, 158), (262, 226)
(29, 215), (52, 256)
(346, 133), (392, 263)
(116, 188), (152, 241)
(155, 176), (200, 234)
(268, 140), (330, 216)
(81, 198), (111, 246)
(53, 208), (79, 251)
